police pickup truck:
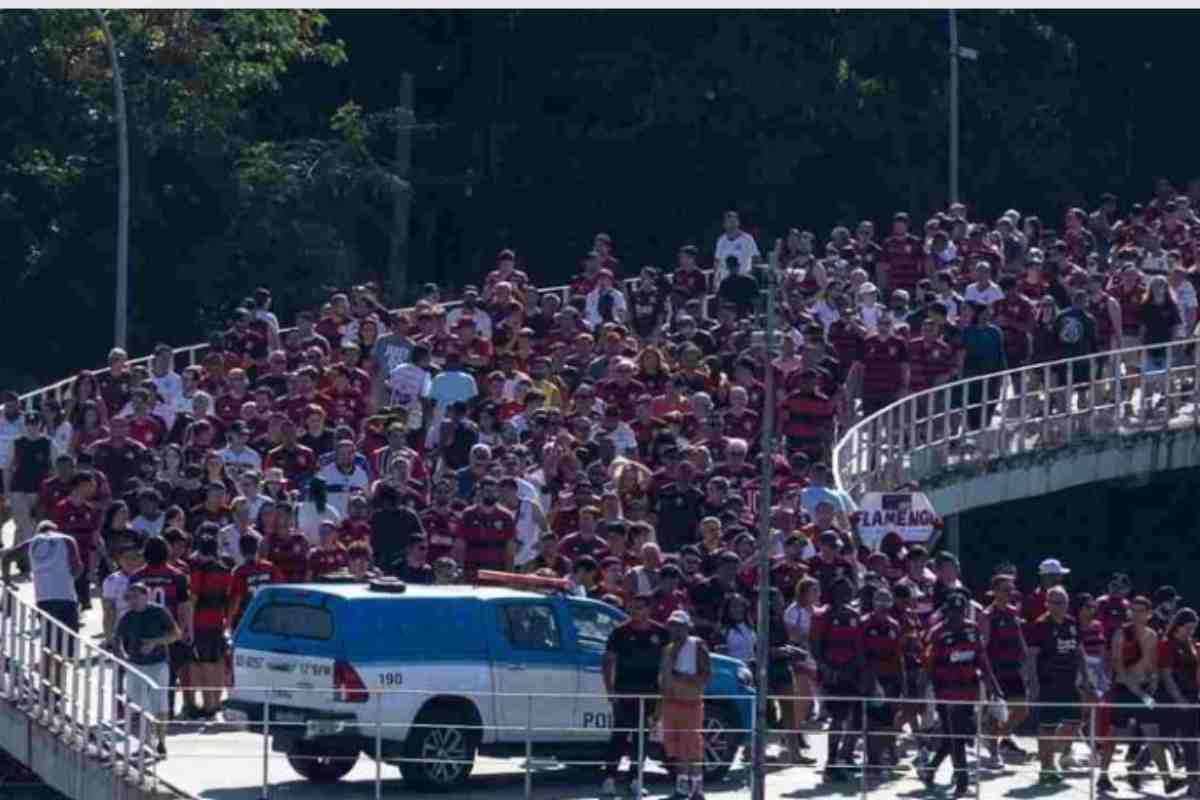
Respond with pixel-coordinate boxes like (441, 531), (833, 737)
(224, 579), (754, 790)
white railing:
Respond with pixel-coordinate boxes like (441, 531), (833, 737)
(833, 335), (1200, 499)
(0, 585), (163, 790)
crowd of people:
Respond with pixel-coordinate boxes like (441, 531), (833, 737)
(0, 177), (1199, 797)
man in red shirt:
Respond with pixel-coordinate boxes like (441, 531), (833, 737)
(777, 368), (836, 460)
(852, 314), (910, 416)
(227, 533), (282, 630)
(993, 276), (1036, 371)
(127, 388), (168, 448)
(91, 415), (146, 497)
(308, 521), (348, 579)
(189, 533), (233, 718)
(879, 212), (925, 295)
(265, 417), (317, 489)
(51, 471), (100, 609)
(458, 477), (515, 576)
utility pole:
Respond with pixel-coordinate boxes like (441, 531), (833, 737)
(387, 73), (414, 300)
(948, 8), (959, 207)
(95, 9), (129, 350)
(751, 244), (778, 800)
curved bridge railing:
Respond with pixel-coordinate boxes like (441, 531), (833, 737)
(833, 335), (1200, 506)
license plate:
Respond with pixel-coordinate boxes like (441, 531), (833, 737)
(306, 720), (344, 738)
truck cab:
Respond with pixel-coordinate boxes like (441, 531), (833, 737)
(225, 580), (754, 790)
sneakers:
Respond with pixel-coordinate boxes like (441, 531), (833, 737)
(1037, 769), (1064, 786)
(1097, 775), (1117, 793)
(1000, 738), (1027, 756)
(979, 753), (1004, 771)
(600, 777), (617, 797)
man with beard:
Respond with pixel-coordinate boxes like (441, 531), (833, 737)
(458, 477), (515, 577)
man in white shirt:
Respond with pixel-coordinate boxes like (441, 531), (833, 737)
(0, 391), (26, 498)
(130, 488), (167, 539)
(217, 421), (263, 478)
(594, 407), (638, 458)
(445, 286), (494, 339)
(963, 261), (1005, 308)
(714, 210), (761, 286)
(585, 270), (628, 328)
(387, 345), (434, 431)
(316, 439), (370, 518)
(149, 344), (184, 410)
(218, 497), (261, 566)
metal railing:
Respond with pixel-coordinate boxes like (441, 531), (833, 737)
(833, 335), (1200, 499)
(0, 585), (163, 791)
(146, 685), (1200, 800)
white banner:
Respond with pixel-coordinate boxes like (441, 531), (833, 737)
(856, 492), (939, 550)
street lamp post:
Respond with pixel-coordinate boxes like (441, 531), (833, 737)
(94, 9), (130, 350)
(949, 8), (959, 206)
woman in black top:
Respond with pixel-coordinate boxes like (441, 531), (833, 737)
(1138, 276), (1182, 415)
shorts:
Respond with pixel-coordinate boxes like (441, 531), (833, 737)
(126, 660), (171, 719)
(1037, 682), (1081, 728)
(996, 671), (1027, 701)
(824, 681), (863, 727)
(193, 630), (227, 664)
(660, 699), (705, 764)
(169, 641), (194, 672)
(1107, 685), (1153, 730)
(37, 600), (79, 658)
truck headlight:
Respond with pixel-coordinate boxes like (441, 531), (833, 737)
(737, 667), (755, 688)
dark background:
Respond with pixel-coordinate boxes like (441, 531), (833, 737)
(2, 11), (1200, 391)
(959, 465), (1200, 600)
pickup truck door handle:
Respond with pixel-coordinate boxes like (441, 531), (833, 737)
(267, 662), (296, 673)
(504, 664), (526, 672)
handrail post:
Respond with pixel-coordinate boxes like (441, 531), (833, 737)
(974, 699), (983, 800)
(375, 690), (383, 800)
(260, 688), (271, 800)
(81, 642), (92, 751)
(636, 695), (646, 800)
(1088, 702), (1097, 800)
(524, 693), (533, 800)
(860, 696), (868, 800)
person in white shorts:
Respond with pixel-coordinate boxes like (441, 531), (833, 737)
(114, 582), (180, 757)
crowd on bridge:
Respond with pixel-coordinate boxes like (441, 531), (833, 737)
(1, 177), (1200, 797)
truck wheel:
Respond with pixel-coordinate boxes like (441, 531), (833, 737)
(286, 740), (359, 783)
(701, 701), (744, 783)
(400, 707), (477, 791)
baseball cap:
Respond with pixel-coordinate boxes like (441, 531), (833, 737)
(667, 610), (692, 627)
(1038, 558), (1070, 576)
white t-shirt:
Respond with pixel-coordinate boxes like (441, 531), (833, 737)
(102, 571), (132, 625)
(387, 363), (433, 428)
(297, 502), (343, 547)
(445, 307), (494, 339)
(218, 445), (263, 476)
(715, 231), (761, 285)
(151, 371), (184, 408)
(315, 462), (370, 518)
(724, 623), (756, 663)
(963, 282), (1005, 308)
(130, 514), (165, 539)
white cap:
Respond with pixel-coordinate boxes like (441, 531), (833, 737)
(667, 610), (692, 627)
(857, 282), (878, 295)
(1038, 558), (1070, 576)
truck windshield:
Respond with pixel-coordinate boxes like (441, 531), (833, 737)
(249, 603), (334, 640)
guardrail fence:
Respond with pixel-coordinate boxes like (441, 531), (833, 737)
(834, 336), (1200, 498)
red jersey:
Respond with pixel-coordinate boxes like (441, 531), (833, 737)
(1081, 618), (1106, 658)
(52, 498), (100, 557)
(130, 564), (190, 624)
(1088, 293), (1117, 346)
(597, 379), (645, 420)
(1112, 282), (1145, 335)
(723, 409), (760, 443)
(307, 545), (348, 579)
(459, 504), (515, 574)
(263, 532), (311, 583)
(812, 606), (862, 674)
(128, 415), (167, 449)
(907, 337), (955, 392)
(420, 507), (461, 562)
(190, 560), (233, 632)
(880, 234), (926, 294)
(1016, 276), (1047, 301)
(769, 558), (809, 600)
(649, 589), (690, 625)
(337, 519), (372, 548)
(325, 387), (366, 428)
(778, 390), (835, 441)
(214, 393), (248, 424)
(982, 604), (1025, 677)
(926, 621), (986, 701)
(860, 613), (904, 679)
(1097, 594), (1131, 642)
(229, 560), (282, 627)
(856, 335), (909, 400)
